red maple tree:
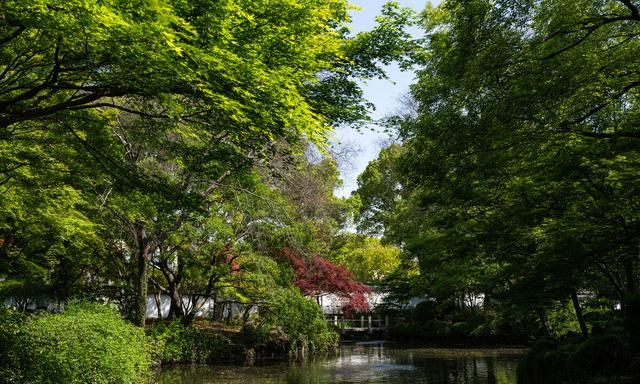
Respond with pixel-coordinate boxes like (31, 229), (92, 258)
(277, 247), (371, 313)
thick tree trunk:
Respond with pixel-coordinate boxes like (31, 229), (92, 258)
(168, 284), (185, 320)
(570, 290), (589, 338)
(211, 295), (222, 321)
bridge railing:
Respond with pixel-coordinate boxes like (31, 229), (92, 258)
(325, 314), (390, 332)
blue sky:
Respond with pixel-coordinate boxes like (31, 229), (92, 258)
(333, 0), (436, 198)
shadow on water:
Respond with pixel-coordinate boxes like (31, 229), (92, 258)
(155, 342), (527, 384)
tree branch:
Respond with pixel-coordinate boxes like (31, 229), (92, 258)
(149, 277), (169, 294)
(0, 26), (25, 47)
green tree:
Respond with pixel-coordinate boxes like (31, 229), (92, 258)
(354, 143), (405, 238)
(0, 0), (415, 328)
(329, 234), (401, 284)
(354, 0), (640, 338)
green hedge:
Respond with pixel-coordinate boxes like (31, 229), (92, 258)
(146, 321), (244, 364)
(0, 307), (26, 382)
(0, 303), (150, 384)
(258, 287), (339, 357)
(518, 334), (634, 384)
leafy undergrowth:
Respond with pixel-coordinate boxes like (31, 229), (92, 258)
(146, 320), (246, 365)
(146, 288), (339, 365)
(518, 334), (640, 384)
(0, 303), (150, 384)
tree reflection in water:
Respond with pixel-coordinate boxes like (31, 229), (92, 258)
(155, 343), (526, 384)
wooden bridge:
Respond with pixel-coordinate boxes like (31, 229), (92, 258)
(326, 314), (389, 335)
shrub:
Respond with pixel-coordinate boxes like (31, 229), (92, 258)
(387, 319), (449, 340)
(240, 321), (269, 347)
(146, 321), (243, 364)
(147, 290), (339, 364)
(1, 303), (150, 384)
(570, 334), (632, 375)
(582, 298), (621, 334)
(412, 300), (438, 322)
(146, 320), (191, 363)
(258, 287), (339, 357)
(518, 334), (633, 384)
(449, 321), (476, 337)
(188, 328), (239, 363)
(0, 307), (26, 382)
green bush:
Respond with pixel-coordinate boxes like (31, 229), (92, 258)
(240, 321), (269, 347)
(570, 334), (632, 375)
(0, 307), (26, 382)
(258, 287), (338, 357)
(387, 319), (449, 339)
(0, 303), (150, 384)
(187, 328), (238, 363)
(146, 321), (243, 364)
(449, 321), (476, 337)
(582, 298), (620, 334)
(518, 334), (633, 384)
(147, 290), (339, 364)
(388, 306), (500, 341)
(146, 321), (191, 363)
(412, 300), (438, 322)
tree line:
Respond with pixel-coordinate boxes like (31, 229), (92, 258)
(356, 0), (640, 346)
(0, 0), (406, 327)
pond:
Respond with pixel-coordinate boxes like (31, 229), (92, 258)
(155, 342), (527, 384)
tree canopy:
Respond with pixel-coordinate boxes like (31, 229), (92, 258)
(354, 0), (640, 340)
(0, 0), (415, 327)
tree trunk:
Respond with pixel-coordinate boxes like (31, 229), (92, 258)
(168, 283), (185, 320)
(182, 296), (205, 327)
(537, 307), (553, 338)
(155, 290), (163, 319)
(225, 302), (233, 324)
(211, 296), (222, 321)
(182, 312), (196, 327)
(242, 304), (254, 324)
(133, 221), (151, 327)
(570, 290), (589, 338)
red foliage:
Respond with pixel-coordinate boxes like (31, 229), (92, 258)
(226, 254), (241, 273)
(276, 247), (371, 313)
(341, 292), (370, 316)
(222, 244), (241, 273)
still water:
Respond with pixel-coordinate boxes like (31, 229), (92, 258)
(155, 342), (526, 384)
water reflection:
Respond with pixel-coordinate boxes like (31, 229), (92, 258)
(155, 342), (525, 384)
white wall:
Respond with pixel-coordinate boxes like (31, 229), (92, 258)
(145, 294), (215, 319)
